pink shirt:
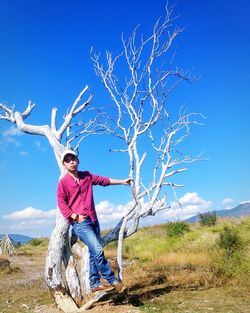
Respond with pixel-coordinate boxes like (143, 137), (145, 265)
(57, 171), (110, 223)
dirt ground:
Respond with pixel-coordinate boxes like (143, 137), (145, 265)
(0, 253), (141, 313)
(0, 253), (249, 313)
(33, 304), (140, 313)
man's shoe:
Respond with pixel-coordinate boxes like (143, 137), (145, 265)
(113, 281), (126, 293)
(91, 284), (114, 293)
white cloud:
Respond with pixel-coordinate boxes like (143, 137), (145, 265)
(34, 139), (47, 152)
(240, 200), (250, 204)
(34, 140), (41, 149)
(0, 126), (22, 152)
(0, 136), (21, 147)
(3, 207), (57, 220)
(96, 192), (213, 229)
(0, 207), (57, 236)
(0, 223), (8, 232)
(20, 151), (28, 156)
(163, 192), (213, 220)
(96, 200), (131, 225)
(9, 219), (54, 231)
(178, 192), (210, 206)
(0, 193), (215, 234)
(3, 126), (22, 136)
(222, 198), (234, 205)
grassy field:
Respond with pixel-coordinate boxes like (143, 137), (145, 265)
(0, 238), (52, 313)
(0, 216), (249, 312)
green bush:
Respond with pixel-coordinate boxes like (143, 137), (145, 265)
(218, 226), (243, 258)
(212, 226), (248, 278)
(166, 221), (190, 237)
(199, 211), (217, 226)
(28, 238), (44, 246)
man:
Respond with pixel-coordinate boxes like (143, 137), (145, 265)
(57, 149), (132, 293)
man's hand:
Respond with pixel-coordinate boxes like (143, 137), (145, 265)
(77, 214), (87, 223)
(123, 178), (133, 186)
(70, 213), (87, 223)
(71, 213), (78, 221)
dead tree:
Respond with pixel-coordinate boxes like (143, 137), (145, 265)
(92, 4), (204, 279)
(0, 86), (106, 311)
(0, 4), (204, 312)
(0, 235), (17, 255)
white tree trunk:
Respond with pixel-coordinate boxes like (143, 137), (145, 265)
(45, 210), (83, 312)
(72, 244), (91, 295)
(0, 86), (93, 311)
(45, 213), (68, 293)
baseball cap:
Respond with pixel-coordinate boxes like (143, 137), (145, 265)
(61, 149), (78, 163)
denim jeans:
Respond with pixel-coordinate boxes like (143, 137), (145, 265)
(72, 217), (117, 288)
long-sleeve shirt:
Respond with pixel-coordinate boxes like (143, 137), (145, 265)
(57, 171), (110, 224)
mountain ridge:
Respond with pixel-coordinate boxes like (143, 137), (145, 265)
(185, 202), (250, 223)
(0, 233), (33, 244)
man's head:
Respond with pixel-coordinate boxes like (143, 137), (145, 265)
(61, 149), (78, 164)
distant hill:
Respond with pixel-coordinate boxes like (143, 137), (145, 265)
(0, 234), (33, 244)
(185, 202), (250, 223)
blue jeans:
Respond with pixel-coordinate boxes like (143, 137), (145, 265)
(72, 217), (117, 288)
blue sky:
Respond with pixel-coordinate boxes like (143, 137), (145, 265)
(0, 0), (249, 237)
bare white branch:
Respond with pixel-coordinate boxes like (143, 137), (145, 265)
(0, 102), (16, 122)
(51, 107), (57, 133)
(93, 3), (205, 280)
(21, 100), (36, 119)
(57, 85), (93, 140)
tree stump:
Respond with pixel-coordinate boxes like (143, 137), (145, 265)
(0, 257), (11, 273)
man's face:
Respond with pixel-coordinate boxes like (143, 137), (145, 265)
(63, 154), (79, 172)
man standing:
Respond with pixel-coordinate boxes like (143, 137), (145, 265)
(57, 149), (132, 293)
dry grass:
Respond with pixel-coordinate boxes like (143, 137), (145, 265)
(151, 251), (211, 267)
(106, 217), (250, 291)
(0, 217), (249, 312)
(0, 253), (53, 313)
(138, 284), (250, 313)
(122, 257), (219, 292)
